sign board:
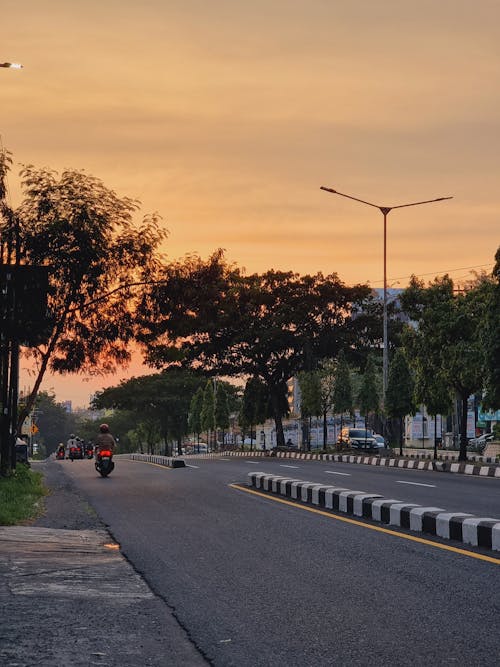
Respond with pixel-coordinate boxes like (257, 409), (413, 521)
(0, 265), (51, 345)
(21, 416), (32, 436)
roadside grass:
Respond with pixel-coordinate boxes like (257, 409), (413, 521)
(0, 464), (47, 525)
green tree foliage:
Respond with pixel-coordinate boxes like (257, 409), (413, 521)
(401, 275), (489, 461)
(188, 387), (204, 447)
(214, 381), (230, 446)
(0, 154), (166, 429)
(138, 252), (374, 447)
(298, 370), (322, 450)
(385, 348), (415, 453)
(332, 350), (353, 437)
(201, 380), (215, 447)
(357, 355), (380, 433)
(298, 371), (322, 418)
(93, 369), (205, 455)
(482, 247), (500, 409)
(26, 391), (70, 454)
(408, 342), (452, 459)
(240, 377), (268, 448)
(318, 360), (336, 448)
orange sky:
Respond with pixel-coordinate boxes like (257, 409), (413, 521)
(3, 0), (499, 407)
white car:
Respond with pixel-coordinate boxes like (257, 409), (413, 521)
(372, 434), (386, 448)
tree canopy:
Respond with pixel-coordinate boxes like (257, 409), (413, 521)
(93, 369), (205, 455)
(138, 252), (375, 446)
(400, 274), (488, 460)
(1, 155), (166, 428)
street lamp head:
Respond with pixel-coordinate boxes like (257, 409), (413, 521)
(0, 62), (23, 69)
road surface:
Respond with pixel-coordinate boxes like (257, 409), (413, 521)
(60, 456), (500, 666)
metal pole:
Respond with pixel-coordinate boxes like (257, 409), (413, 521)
(382, 209), (388, 403)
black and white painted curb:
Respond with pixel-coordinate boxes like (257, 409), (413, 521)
(248, 472), (500, 552)
(119, 453), (186, 468)
(218, 450), (500, 478)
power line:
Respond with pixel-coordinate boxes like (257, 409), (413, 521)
(370, 263), (493, 286)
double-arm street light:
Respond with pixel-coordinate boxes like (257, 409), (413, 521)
(320, 186), (452, 407)
(0, 63), (23, 69)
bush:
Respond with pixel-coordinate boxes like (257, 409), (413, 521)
(0, 464), (47, 525)
(492, 423), (500, 440)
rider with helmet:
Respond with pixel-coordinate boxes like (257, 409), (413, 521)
(95, 424), (117, 455)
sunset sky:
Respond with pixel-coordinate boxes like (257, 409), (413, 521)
(3, 0), (499, 407)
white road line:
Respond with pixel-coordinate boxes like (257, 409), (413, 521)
(324, 470), (351, 476)
(245, 461), (260, 464)
(280, 464), (300, 469)
(186, 464), (199, 469)
(396, 480), (436, 488)
(219, 458), (231, 461)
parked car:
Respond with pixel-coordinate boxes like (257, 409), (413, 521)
(337, 428), (378, 451)
(372, 434), (386, 449)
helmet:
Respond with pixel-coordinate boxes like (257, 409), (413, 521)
(70, 434), (75, 438)
(99, 424), (109, 433)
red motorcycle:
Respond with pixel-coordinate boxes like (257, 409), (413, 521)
(56, 448), (65, 460)
(95, 448), (114, 477)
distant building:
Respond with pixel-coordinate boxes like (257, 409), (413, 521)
(61, 400), (72, 413)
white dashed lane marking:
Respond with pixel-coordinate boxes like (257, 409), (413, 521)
(324, 470), (351, 476)
(397, 481), (436, 488)
(280, 465), (300, 469)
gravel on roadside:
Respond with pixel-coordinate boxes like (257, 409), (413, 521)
(32, 458), (105, 531)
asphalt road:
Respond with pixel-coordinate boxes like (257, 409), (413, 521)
(208, 456), (500, 517)
(61, 456), (500, 666)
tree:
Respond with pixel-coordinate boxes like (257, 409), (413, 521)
(415, 366), (452, 460)
(401, 275), (487, 461)
(298, 371), (322, 450)
(138, 253), (374, 447)
(23, 390), (70, 454)
(239, 377), (268, 449)
(214, 382), (230, 448)
(93, 369), (205, 455)
(357, 355), (380, 436)
(482, 246), (500, 410)
(188, 387), (204, 451)
(201, 380), (215, 449)
(318, 360), (336, 449)
(385, 348), (415, 454)
(0, 154), (166, 433)
(332, 350), (353, 442)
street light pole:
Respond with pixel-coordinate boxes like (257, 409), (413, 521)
(320, 186), (452, 405)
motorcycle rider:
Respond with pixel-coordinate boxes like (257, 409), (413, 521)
(67, 433), (78, 461)
(95, 424), (116, 455)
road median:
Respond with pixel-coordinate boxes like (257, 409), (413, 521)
(247, 472), (500, 553)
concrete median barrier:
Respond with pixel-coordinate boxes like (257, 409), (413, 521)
(247, 472), (500, 552)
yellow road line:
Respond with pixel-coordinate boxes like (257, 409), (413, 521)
(229, 484), (500, 565)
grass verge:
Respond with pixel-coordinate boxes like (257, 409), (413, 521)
(0, 464), (47, 525)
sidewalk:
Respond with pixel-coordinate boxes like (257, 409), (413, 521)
(0, 460), (207, 667)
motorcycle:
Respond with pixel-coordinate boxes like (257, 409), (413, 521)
(95, 448), (114, 477)
(56, 448), (65, 460)
(85, 443), (94, 459)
